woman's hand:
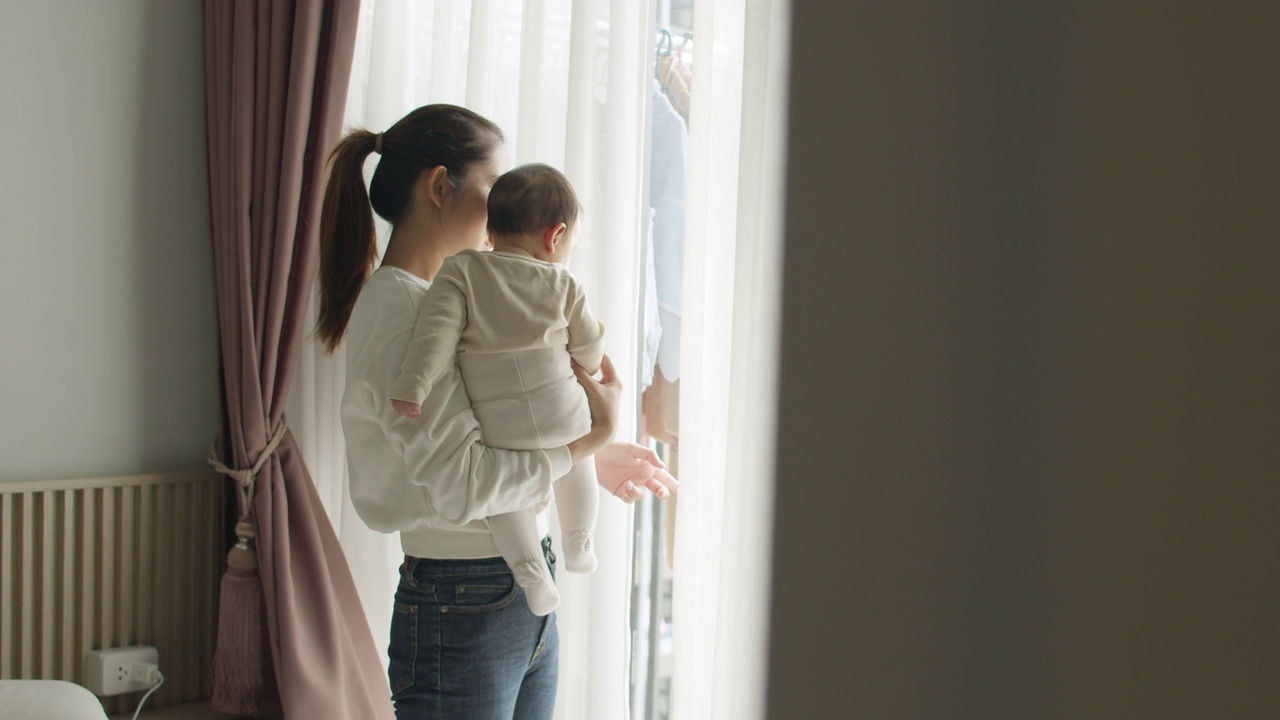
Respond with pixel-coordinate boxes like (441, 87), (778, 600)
(595, 442), (678, 503)
(567, 354), (621, 463)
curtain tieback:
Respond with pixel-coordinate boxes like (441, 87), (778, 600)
(207, 416), (289, 552)
(206, 420), (286, 717)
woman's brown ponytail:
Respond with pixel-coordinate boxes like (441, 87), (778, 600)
(315, 105), (504, 353)
(316, 129), (378, 353)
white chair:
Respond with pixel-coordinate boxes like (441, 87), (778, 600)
(0, 680), (109, 720)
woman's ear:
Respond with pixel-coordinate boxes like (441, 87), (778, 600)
(420, 165), (451, 209)
(544, 222), (567, 253)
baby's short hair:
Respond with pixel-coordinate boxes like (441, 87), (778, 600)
(487, 163), (581, 236)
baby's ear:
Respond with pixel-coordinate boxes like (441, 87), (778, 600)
(544, 222), (567, 252)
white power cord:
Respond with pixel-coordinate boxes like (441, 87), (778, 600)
(128, 662), (164, 720)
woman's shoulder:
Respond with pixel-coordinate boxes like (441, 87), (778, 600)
(349, 268), (427, 342)
(364, 266), (431, 303)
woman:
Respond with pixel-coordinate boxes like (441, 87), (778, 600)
(317, 104), (672, 718)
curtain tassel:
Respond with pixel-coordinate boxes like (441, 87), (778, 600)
(208, 417), (288, 716)
(211, 519), (267, 716)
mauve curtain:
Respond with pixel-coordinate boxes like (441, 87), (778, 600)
(203, 1), (392, 717)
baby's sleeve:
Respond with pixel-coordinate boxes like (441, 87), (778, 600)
(565, 274), (606, 374)
(389, 264), (468, 405)
(348, 331), (570, 531)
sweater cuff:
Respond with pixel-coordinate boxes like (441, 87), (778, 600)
(389, 376), (429, 405)
(543, 446), (573, 480)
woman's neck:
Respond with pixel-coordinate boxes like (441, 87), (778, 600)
(381, 214), (447, 281)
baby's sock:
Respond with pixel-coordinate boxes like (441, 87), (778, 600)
(562, 531), (598, 574)
(511, 560), (560, 616)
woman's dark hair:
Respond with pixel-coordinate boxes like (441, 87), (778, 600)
(316, 104), (504, 352)
(487, 163), (581, 236)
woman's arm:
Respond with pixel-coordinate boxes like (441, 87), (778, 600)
(349, 336), (654, 531)
(377, 363), (571, 526)
(570, 355), (676, 502)
(566, 353), (621, 462)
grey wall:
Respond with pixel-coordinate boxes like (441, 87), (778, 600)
(0, 1), (217, 482)
(768, 3), (1278, 718)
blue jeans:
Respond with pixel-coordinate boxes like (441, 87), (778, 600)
(389, 537), (559, 719)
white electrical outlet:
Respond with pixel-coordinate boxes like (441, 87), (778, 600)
(84, 645), (160, 696)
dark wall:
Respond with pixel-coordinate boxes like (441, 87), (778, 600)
(768, 3), (1279, 717)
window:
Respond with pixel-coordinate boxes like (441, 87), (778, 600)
(630, 7), (695, 717)
(291, 2), (787, 718)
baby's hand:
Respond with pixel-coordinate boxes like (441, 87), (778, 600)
(392, 399), (422, 418)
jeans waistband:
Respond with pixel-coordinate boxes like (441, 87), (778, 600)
(403, 536), (554, 577)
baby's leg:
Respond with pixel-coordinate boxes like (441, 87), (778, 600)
(555, 460), (600, 573)
(489, 509), (559, 616)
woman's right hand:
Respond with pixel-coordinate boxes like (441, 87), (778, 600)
(567, 353), (621, 463)
(595, 441), (677, 503)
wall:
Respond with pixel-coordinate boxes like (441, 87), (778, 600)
(768, 3), (1278, 718)
(0, 1), (217, 482)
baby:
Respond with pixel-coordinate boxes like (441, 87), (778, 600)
(389, 163), (604, 615)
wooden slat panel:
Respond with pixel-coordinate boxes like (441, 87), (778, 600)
(138, 483), (155, 658)
(20, 493), (35, 677)
(60, 490), (76, 680)
(0, 493), (14, 677)
(79, 488), (96, 685)
(40, 493), (56, 677)
(1, 473), (223, 708)
(117, 485), (135, 649)
(155, 481), (174, 702)
(199, 480), (220, 698)
(98, 487), (115, 653)
(179, 476), (193, 696)
(2, 471), (218, 495)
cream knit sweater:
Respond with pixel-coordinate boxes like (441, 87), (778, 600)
(340, 265), (572, 559)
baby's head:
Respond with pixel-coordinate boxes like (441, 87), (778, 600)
(487, 163), (582, 264)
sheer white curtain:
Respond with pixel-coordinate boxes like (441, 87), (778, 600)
(669, 0), (788, 719)
(289, 1), (647, 716)
(287, 1), (787, 718)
